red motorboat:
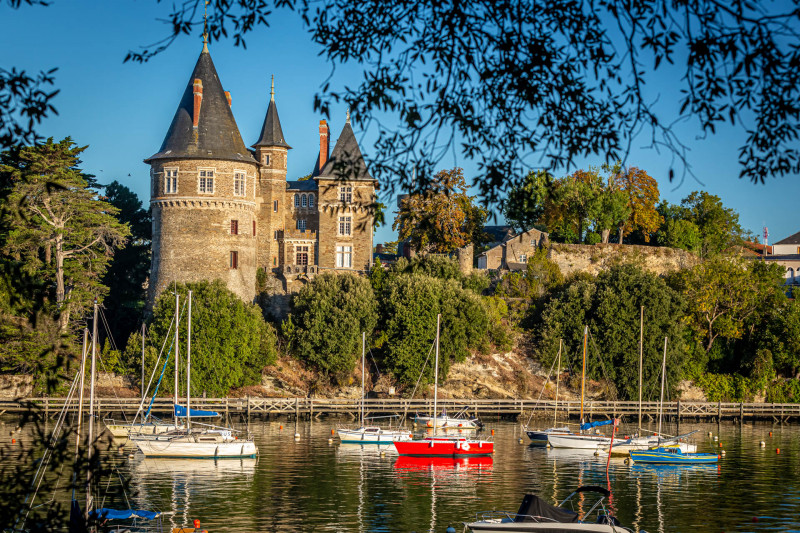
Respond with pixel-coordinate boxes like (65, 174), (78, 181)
(393, 435), (494, 457)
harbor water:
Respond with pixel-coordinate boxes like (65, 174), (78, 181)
(4, 418), (800, 532)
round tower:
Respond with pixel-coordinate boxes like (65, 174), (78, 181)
(145, 43), (259, 305)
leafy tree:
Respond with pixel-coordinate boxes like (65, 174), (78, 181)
(0, 65), (59, 150)
(544, 170), (603, 243)
(655, 201), (702, 253)
(612, 166), (662, 244)
(502, 170), (552, 233)
(680, 191), (745, 257)
(669, 257), (785, 356)
(1, 138), (129, 331)
(380, 274), (488, 385)
(379, 240), (398, 255)
(496, 248), (563, 299)
(591, 180), (630, 244)
(291, 273), (378, 379)
(531, 264), (686, 401)
(101, 181), (151, 348)
(393, 168), (487, 253)
(128, 2), (800, 203)
(144, 280), (277, 396)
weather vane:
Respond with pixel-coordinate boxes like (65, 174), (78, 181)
(202, 0), (210, 51)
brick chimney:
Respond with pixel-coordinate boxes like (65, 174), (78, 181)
(192, 79), (203, 128)
(224, 91), (232, 107)
(376, 243), (384, 253)
(319, 119), (330, 170)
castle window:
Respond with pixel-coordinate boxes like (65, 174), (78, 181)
(301, 194), (308, 208)
(230, 251), (239, 269)
(263, 154), (270, 166)
(273, 257), (277, 266)
(308, 194), (315, 208)
(294, 194), (300, 208)
(233, 170), (246, 196)
(198, 169), (215, 194)
(274, 230), (279, 240)
(519, 253), (527, 263)
(253, 220), (256, 236)
(297, 219), (307, 231)
(296, 245), (309, 266)
(273, 200), (279, 212)
(231, 219), (239, 235)
(164, 168), (178, 194)
(339, 186), (352, 203)
(338, 216), (352, 236)
(336, 245), (352, 268)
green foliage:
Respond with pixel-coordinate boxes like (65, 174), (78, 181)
(380, 274), (488, 385)
(291, 273), (378, 379)
(656, 192), (745, 257)
(495, 248), (563, 299)
(655, 203), (702, 252)
(765, 379), (800, 403)
(463, 271), (490, 295)
(483, 296), (514, 351)
(99, 338), (124, 375)
(695, 372), (756, 402)
(146, 280), (277, 397)
(502, 169), (553, 233)
(531, 264), (686, 401)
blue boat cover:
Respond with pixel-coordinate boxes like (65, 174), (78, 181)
(174, 404), (220, 417)
(580, 419), (614, 430)
(90, 508), (160, 520)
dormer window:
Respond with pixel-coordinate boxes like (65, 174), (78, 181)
(339, 186), (352, 203)
(164, 168), (178, 194)
(198, 169), (215, 194)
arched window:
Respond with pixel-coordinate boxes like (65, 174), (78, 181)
(308, 194), (315, 208)
(301, 194), (308, 207)
(294, 194), (300, 207)
(788, 267), (796, 285)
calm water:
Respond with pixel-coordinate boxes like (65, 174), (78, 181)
(5, 418), (800, 532)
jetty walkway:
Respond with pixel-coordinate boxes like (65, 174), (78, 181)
(1, 397), (799, 423)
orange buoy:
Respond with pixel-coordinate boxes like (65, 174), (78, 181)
(331, 429), (334, 435)
(491, 429), (495, 436)
(11, 438), (15, 444)
(769, 431), (773, 437)
(719, 442), (723, 448)
(777, 448), (781, 454)
(279, 425), (283, 430)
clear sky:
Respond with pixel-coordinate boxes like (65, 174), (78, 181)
(3, 1), (798, 246)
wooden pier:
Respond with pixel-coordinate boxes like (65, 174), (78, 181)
(1, 397), (799, 423)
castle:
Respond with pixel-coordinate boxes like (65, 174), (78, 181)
(145, 42), (376, 304)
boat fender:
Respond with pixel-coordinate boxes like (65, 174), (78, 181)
(429, 440), (434, 448)
(214, 446), (219, 457)
(462, 442), (470, 451)
(455, 441), (460, 450)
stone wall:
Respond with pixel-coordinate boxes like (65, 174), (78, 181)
(548, 243), (698, 277)
(255, 144), (288, 272)
(0, 375), (32, 399)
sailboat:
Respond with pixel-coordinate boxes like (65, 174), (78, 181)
(393, 315), (494, 458)
(130, 290), (258, 458)
(525, 339), (573, 446)
(337, 332), (412, 444)
(546, 327), (613, 450)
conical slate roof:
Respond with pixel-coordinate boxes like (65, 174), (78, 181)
(315, 121), (373, 181)
(253, 97), (291, 149)
(145, 48), (255, 164)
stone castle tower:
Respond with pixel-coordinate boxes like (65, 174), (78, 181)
(146, 43), (376, 305)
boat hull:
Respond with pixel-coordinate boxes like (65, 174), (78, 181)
(600, 440), (697, 456)
(337, 428), (412, 444)
(131, 435), (257, 458)
(414, 415), (480, 429)
(104, 422), (180, 438)
(547, 434), (611, 449)
(394, 439), (493, 457)
(466, 521), (619, 532)
(525, 427), (572, 446)
(629, 449), (718, 464)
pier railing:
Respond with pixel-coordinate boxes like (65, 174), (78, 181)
(1, 397), (799, 421)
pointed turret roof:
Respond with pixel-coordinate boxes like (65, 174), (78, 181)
(145, 48), (255, 164)
(253, 77), (291, 149)
(315, 120), (373, 181)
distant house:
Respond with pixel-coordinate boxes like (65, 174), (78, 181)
(476, 228), (549, 270)
(773, 231), (800, 255)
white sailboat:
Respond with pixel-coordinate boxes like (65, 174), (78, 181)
(337, 332), (412, 445)
(525, 339), (574, 445)
(547, 327), (612, 450)
(131, 290), (258, 458)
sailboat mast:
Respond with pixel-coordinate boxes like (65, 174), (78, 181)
(433, 314), (441, 436)
(87, 300), (98, 517)
(174, 291), (179, 428)
(638, 305), (643, 433)
(658, 336), (668, 436)
(580, 325), (587, 423)
(361, 331), (365, 427)
(75, 329), (88, 457)
(141, 323), (146, 403)
(554, 339), (562, 426)
(186, 290), (192, 431)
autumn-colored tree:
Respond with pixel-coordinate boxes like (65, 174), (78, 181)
(1, 138), (129, 331)
(393, 167), (487, 253)
(544, 169), (603, 242)
(612, 166), (662, 243)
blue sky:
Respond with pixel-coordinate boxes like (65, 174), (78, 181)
(3, 1), (798, 245)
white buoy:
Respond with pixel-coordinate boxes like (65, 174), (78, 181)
(760, 441), (766, 447)
(294, 433), (300, 439)
(128, 453), (135, 459)
(328, 438), (333, 444)
(708, 431), (713, 437)
(713, 436), (718, 442)
(721, 450), (726, 455)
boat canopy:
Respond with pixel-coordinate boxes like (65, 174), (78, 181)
(174, 404), (220, 417)
(90, 508), (160, 520)
(580, 419), (614, 430)
(514, 494), (578, 523)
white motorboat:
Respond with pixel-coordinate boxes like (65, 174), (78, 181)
(598, 433), (698, 456)
(547, 433), (612, 449)
(464, 486), (640, 532)
(337, 426), (412, 444)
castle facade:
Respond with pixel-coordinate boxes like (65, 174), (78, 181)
(145, 43), (376, 304)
